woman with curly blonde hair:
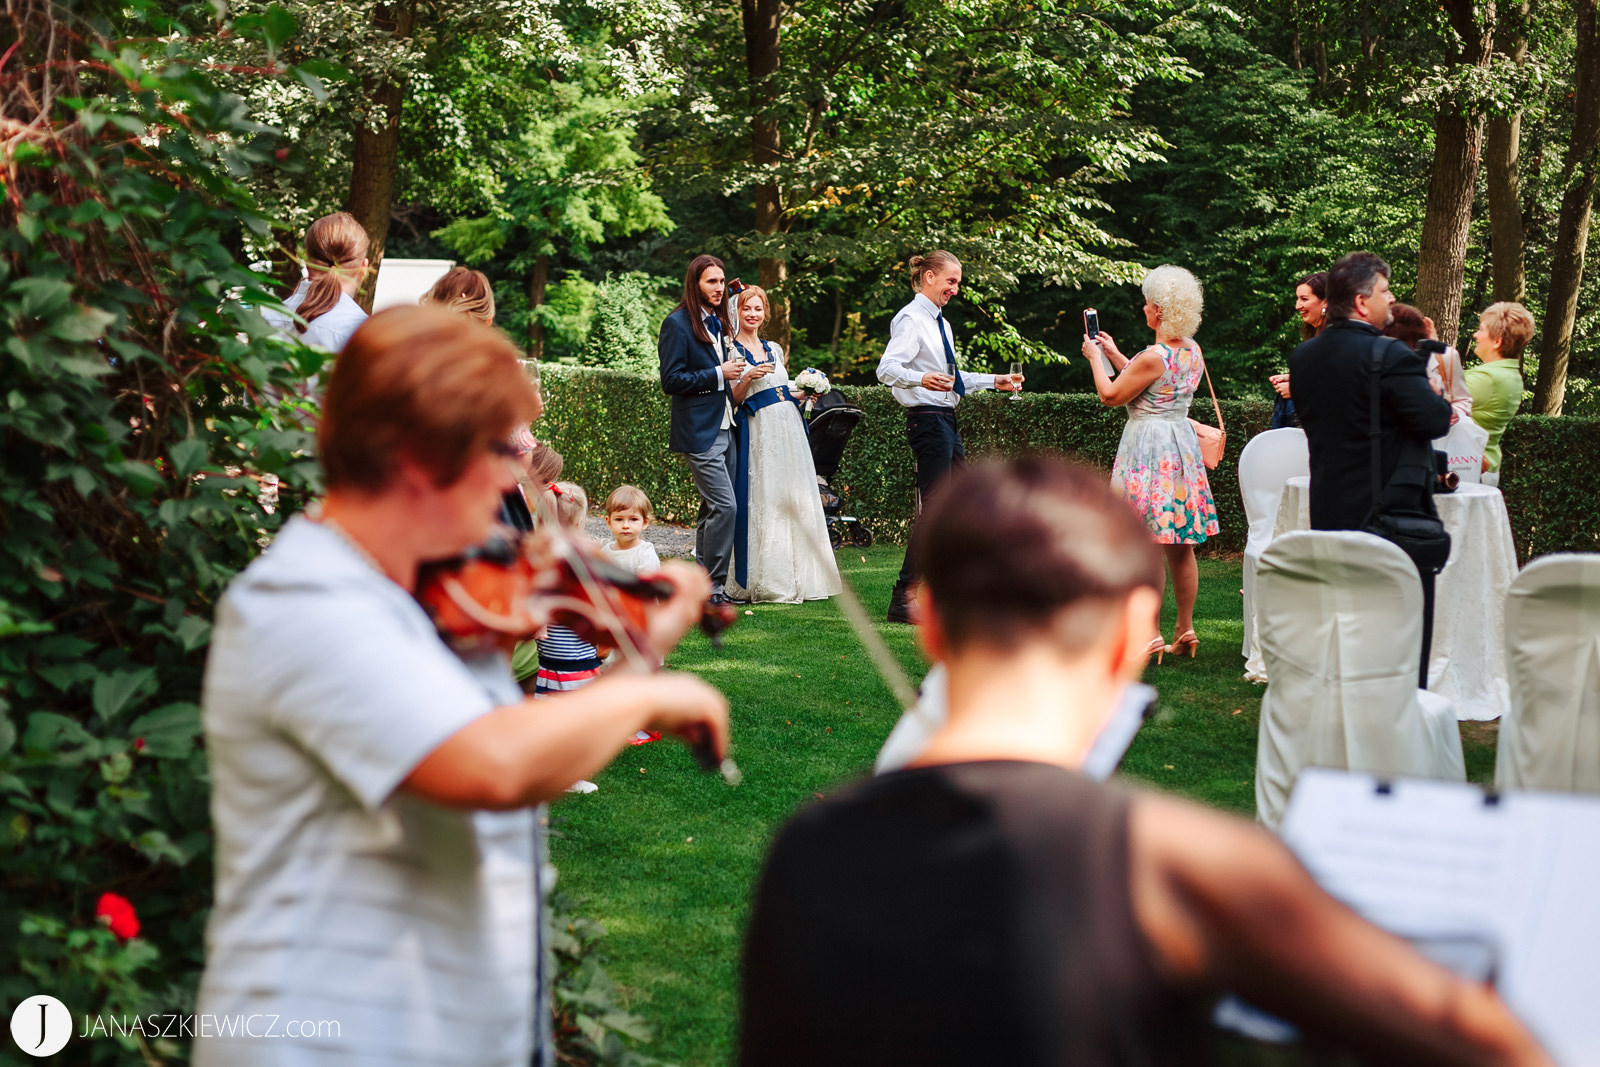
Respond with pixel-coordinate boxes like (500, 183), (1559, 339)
(1072, 264), (1219, 661)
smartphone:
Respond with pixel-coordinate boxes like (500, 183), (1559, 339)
(1083, 308), (1100, 339)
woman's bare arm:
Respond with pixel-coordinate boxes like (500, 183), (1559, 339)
(1082, 343), (1165, 408)
(1129, 795), (1549, 1065)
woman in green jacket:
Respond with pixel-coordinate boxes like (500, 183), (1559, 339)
(1464, 301), (1536, 476)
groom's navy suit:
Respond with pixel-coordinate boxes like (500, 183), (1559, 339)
(660, 305), (737, 593)
(660, 306), (729, 453)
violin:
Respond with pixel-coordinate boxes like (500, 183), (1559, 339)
(415, 525), (738, 660)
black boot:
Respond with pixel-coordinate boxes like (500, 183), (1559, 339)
(886, 580), (914, 625)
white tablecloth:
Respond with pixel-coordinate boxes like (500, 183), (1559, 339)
(1271, 477), (1517, 721)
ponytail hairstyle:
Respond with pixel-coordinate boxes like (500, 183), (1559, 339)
(296, 212), (370, 331)
(909, 250), (961, 291)
(550, 481), (589, 531)
(422, 266), (496, 325)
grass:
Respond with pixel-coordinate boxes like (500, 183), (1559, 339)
(547, 547), (1497, 1066)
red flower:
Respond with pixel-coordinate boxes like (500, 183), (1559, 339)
(133, 738), (146, 752)
(96, 893), (140, 941)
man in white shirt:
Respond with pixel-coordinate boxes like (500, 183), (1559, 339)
(197, 305), (729, 1066)
(875, 250), (1021, 623)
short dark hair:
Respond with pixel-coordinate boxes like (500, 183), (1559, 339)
(1325, 252), (1390, 321)
(914, 457), (1162, 649)
(680, 254), (725, 345)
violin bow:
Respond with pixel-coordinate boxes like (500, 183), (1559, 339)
(782, 500), (919, 710)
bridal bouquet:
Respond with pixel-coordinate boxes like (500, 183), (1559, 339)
(794, 367), (831, 395)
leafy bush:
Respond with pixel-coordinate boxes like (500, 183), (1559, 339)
(579, 274), (677, 373)
(1499, 416), (1600, 558)
(537, 365), (1600, 561)
(0, 0), (323, 1057)
(548, 893), (677, 1067)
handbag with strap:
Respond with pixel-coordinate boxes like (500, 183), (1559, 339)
(1359, 336), (1451, 574)
(1186, 350), (1227, 470)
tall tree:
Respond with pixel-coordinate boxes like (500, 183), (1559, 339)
(429, 56), (673, 357)
(1533, 0), (1600, 413)
(1413, 0), (1495, 346)
(655, 0), (1195, 358)
(1486, 0), (1532, 304)
(741, 0), (787, 342)
(220, 0), (674, 311)
(347, 0), (419, 308)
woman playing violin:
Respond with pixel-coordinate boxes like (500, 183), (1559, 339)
(194, 305), (729, 1067)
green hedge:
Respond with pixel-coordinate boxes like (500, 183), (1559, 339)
(536, 366), (1600, 561)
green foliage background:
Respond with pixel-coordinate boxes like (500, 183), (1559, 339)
(0, 5), (324, 1058)
(537, 365), (1600, 561)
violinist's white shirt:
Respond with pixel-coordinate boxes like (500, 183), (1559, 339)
(196, 515), (540, 1066)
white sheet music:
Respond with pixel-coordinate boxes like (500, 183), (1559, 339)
(1281, 769), (1600, 1066)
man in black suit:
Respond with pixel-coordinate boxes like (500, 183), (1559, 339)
(659, 255), (744, 603)
(1290, 251), (1452, 683)
(1289, 251), (1451, 530)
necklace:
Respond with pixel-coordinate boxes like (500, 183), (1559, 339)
(307, 504), (390, 580)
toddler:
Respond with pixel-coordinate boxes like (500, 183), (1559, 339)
(602, 485), (662, 575)
(603, 485), (664, 745)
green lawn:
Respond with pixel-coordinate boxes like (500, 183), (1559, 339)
(548, 547), (1496, 1066)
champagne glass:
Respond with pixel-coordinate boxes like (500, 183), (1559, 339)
(1007, 361), (1023, 400)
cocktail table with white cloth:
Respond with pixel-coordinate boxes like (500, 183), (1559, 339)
(1271, 477), (1517, 721)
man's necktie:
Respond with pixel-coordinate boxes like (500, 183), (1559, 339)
(935, 311), (966, 397)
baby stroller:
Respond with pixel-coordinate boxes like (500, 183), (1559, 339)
(805, 391), (874, 549)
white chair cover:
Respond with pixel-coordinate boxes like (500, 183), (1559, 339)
(1255, 531), (1466, 829)
(1237, 429), (1309, 680)
(1495, 554), (1600, 793)
(1434, 417), (1490, 485)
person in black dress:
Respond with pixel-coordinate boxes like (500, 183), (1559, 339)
(739, 456), (1545, 1067)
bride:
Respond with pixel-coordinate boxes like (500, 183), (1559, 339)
(726, 286), (842, 604)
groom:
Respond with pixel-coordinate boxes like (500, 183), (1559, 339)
(660, 255), (745, 604)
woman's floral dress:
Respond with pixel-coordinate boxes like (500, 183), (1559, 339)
(1110, 341), (1220, 545)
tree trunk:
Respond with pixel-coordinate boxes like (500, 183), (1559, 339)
(527, 253), (550, 360)
(1413, 0), (1494, 347)
(1414, 109), (1486, 346)
(345, 0), (417, 312)
(1486, 1), (1530, 304)
(742, 0), (789, 349)
(1486, 114), (1527, 304)
(829, 288), (843, 358)
(1532, 0), (1600, 414)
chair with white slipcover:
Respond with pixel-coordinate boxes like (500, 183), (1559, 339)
(1237, 428), (1310, 682)
(1495, 554), (1600, 793)
(1255, 531), (1465, 829)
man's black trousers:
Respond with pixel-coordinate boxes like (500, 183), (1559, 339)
(898, 406), (965, 585)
